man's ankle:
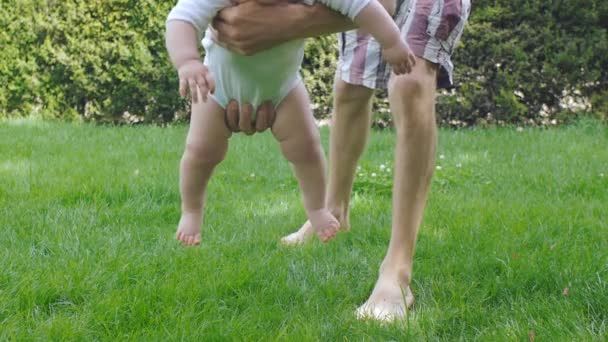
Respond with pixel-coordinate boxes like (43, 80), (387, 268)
(379, 261), (411, 285)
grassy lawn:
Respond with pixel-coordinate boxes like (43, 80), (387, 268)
(1, 120), (607, 340)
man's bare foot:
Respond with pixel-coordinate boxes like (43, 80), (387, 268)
(307, 209), (340, 243)
(176, 212), (202, 246)
(280, 219), (315, 245)
(281, 210), (348, 245)
(355, 274), (415, 322)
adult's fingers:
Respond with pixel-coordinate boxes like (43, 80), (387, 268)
(225, 100), (240, 132)
(255, 101), (275, 132)
(239, 103), (255, 135)
(210, 16), (241, 54)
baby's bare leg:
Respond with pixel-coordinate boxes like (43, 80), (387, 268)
(177, 98), (231, 246)
(272, 83), (339, 243)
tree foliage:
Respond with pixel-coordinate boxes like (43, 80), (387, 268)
(439, 0), (608, 125)
(1, 0), (606, 125)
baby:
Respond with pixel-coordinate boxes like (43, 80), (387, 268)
(166, 0), (416, 246)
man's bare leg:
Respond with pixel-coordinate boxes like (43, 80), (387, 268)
(272, 83), (339, 242)
(176, 98), (231, 246)
(356, 58), (437, 321)
(281, 78), (375, 245)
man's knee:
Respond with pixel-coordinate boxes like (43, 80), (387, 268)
(388, 76), (437, 130)
(183, 141), (226, 167)
(390, 74), (432, 100)
(334, 79), (375, 107)
(389, 59), (437, 99)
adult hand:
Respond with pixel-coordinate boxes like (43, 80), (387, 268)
(211, 0), (292, 55)
(224, 100), (276, 134)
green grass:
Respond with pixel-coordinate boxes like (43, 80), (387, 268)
(1, 120), (607, 340)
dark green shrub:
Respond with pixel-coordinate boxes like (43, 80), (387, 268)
(0, 0), (181, 123)
(302, 35), (338, 116)
(440, 0), (608, 126)
(1, 0), (606, 125)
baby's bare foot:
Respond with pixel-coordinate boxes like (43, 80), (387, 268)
(176, 212), (202, 246)
(308, 209), (339, 243)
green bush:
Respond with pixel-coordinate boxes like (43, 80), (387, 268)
(302, 35), (338, 116)
(440, 0), (608, 126)
(0, 0), (180, 123)
(1, 0), (606, 125)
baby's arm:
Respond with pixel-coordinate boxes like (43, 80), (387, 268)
(318, 0), (416, 74)
(166, 0), (230, 102)
(377, 0), (396, 16)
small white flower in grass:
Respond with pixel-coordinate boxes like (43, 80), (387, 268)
(600, 173), (605, 178)
(516, 127), (524, 132)
(380, 164), (386, 170)
(439, 154), (445, 160)
(371, 172), (377, 177)
(134, 169), (140, 176)
(456, 163), (462, 168)
(250, 173), (255, 178)
(436, 166), (442, 170)
(357, 166), (362, 171)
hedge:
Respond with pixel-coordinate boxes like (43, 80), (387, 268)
(1, 0), (606, 125)
(439, 0), (608, 126)
(0, 0), (178, 123)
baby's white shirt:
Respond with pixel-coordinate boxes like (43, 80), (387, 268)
(167, 0), (370, 108)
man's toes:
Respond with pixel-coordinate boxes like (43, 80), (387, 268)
(280, 235), (294, 245)
(187, 235), (196, 245)
(285, 235), (302, 245)
(281, 233), (304, 246)
(356, 304), (397, 322)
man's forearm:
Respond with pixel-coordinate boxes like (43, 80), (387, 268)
(265, 0), (402, 42)
(212, 1), (357, 55)
(290, 3), (356, 39)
